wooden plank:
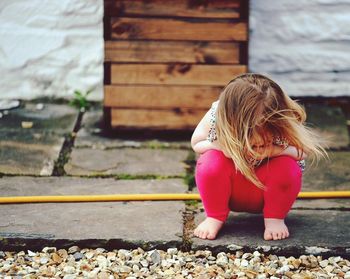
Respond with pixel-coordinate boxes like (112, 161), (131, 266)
(110, 64), (247, 86)
(104, 0), (241, 18)
(111, 108), (206, 129)
(104, 41), (240, 64)
(110, 18), (247, 41)
(104, 85), (221, 109)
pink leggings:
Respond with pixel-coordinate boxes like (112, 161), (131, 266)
(195, 150), (302, 222)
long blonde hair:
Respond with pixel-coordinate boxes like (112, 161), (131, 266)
(216, 73), (328, 189)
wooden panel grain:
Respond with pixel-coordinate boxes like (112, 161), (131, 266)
(104, 0), (241, 18)
(111, 108), (206, 129)
(104, 85), (221, 108)
(105, 41), (240, 64)
(110, 18), (247, 41)
(111, 64), (247, 85)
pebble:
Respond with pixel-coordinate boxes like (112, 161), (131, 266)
(73, 252), (84, 261)
(0, 246), (349, 278)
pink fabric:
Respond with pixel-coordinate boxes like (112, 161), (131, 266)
(195, 150), (302, 222)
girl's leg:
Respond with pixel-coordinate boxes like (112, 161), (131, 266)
(262, 156), (302, 240)
(228, 156), (301, 241)
(194, 149), (234, 239)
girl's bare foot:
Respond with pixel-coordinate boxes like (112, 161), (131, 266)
(193, 217), (224, 240)
(264, 218), (290, 240)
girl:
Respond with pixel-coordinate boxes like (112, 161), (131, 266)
(191, 73), (327, 241)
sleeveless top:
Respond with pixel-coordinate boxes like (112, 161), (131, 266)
(207, 101), (306, 172)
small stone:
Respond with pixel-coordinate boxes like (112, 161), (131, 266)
(253, 251), (261, 257)
(58, 249), (68, 260)
(242, 253), (252, 259)
(63, 275), (76, 279)
(276, 265), (290, 274)
(40, 256), (50, 264)
(216, 253), (228, 267)
(319, 259), (329, 268)
(140, 259), (149, 267)
(325, 265), (335, 273)
(291, 259), (301, 269)
(73, 252), (84, 261)
(150, 250), (161, 265)
(52, 253), (63, 263)
(132, 264), (140, 272)
(27, 250), (36, 257)
(96, 255), (108, 268)
(118, 249), (132, 260)
(163, 269), (175, 276)
(119, 265), (132, 273)
(36, 103), (45, 110)
(97, 271), (110, 279)
(42, 247), (57, 253)
(68, 246), (80, 254)
(85, 251), (95, 259)
(257, 275), (267, 279)
(96, 248), (106, 254)
(246, 270), (258, 278)
(241, 259), (249, 267)
(63, 266), (76, 274)
(227, 244), (243, 251)
(107, 252), (116, 261)
(259, 246), (271, 252)
(167, 248), (178, 255)
(21, 121), (33, 128)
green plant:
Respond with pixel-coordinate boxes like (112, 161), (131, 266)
(69, 89), (92, 112)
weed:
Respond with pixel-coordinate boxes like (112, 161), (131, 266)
(69, 90), (93, 112)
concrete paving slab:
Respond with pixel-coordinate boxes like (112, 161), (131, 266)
(64, 148), (189, 177)
(302, 151), (350, 191)
(0, 201), (184, 252)
(0, 176), (187, 196)
(0, 132), (63, 176)
(191, 210), (350, 256)
(0, 103), (77, 134)
(0, 102), (78, 176)
(304, 103), (349, 148)
(75, 110), (191, 149)
(0, 177), (187, 251)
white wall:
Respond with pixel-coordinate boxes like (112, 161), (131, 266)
(0, 0), (103, 100)
(0, 0), (349, 100)
(250, 0), (350, 97)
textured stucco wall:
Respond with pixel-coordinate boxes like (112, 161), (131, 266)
(250, 0), (350, 97)
(0, 0), (349, 100)
(0, 0), (103, 100)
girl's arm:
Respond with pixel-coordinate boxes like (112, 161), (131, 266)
(269, 145), (307, 160)
(191, 139), (221, 154)
(191, 102), (221, 154)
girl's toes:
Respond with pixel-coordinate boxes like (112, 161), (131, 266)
(272, 232), (279, 240)
(207, 232), (216, 239)
(264, 231), (273, 240)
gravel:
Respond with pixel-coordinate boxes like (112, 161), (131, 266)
(0, 246), (349, 278)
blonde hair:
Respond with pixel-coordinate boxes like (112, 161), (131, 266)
(216, 73), (328, 189)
